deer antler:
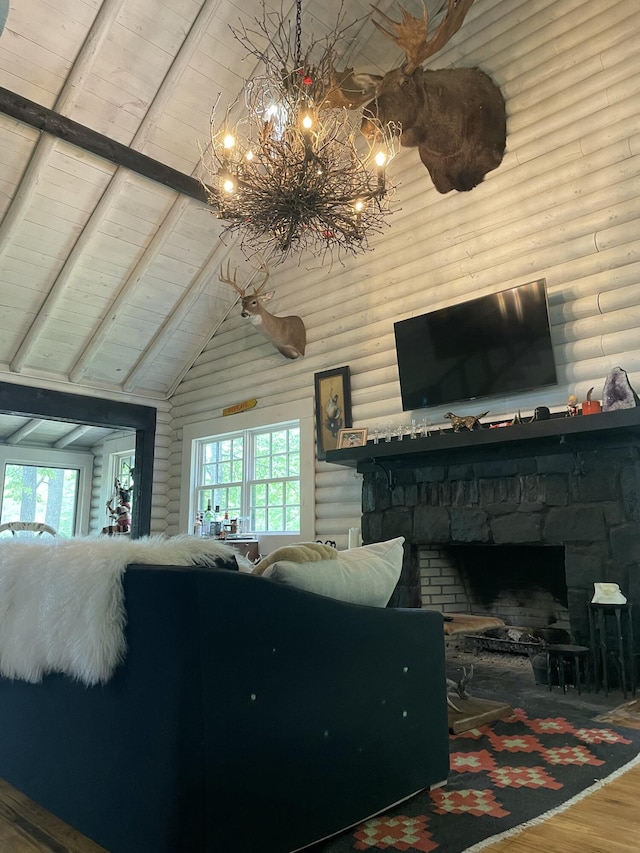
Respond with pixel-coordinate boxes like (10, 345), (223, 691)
(371, 0), (475, 75)
(318, 63), (382, 109)
(219, 261), (246, 296)
(219, 259), (270, 297)
(250, 257), (270, 296)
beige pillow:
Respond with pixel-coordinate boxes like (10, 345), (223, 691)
(260, 537), (404, 607)
(252, 542), (336, 576)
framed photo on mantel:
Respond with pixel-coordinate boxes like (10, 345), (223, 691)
(314, 366), (352, 460)
(337, 427), (368, 449)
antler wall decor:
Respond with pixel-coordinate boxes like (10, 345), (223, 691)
(323, 0), (507, 193)
(203, 0), (505, 265)
(219, 262), (306, 359)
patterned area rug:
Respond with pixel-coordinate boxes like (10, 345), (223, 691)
(316, 704), (640, 853)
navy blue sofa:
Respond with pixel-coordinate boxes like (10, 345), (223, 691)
(0, 564), (449, 853)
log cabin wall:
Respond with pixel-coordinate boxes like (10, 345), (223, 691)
(167, 0), (640, 546)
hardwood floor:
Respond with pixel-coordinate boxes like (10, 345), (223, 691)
(482, 760), (640, 853)
(0, 780), (107, 852)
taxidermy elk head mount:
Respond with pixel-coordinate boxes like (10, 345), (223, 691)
(219, 262), (306, 359)
(323, 0), (506, 193)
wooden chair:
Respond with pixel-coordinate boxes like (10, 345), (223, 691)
(0, 521), (57, 537)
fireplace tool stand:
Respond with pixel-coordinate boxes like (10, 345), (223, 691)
(588, 602), (636, 699)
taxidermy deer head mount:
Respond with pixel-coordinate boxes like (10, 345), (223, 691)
(219, 262), (306, 359)
(323, 0), (506, 193)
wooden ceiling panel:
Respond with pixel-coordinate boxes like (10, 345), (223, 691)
(0, 0), (85, 104)
(126, 274), (190, 315)
(84, 338), (152, 383)
(116, 1), (195, 56)
(111, 176), (177, 225)
(10, 221), (77, 269)
(157, 222), (218, 268)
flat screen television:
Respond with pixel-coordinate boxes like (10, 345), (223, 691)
(394, 278), (558, 411)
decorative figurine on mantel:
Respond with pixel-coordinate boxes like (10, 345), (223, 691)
(567, 394), (579, 417)
(444, 410), (489, 431)
(581, 387), (602, 415)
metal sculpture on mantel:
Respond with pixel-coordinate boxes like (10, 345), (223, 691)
(444, 410), (489, 431)
(219, 263), (306, 360)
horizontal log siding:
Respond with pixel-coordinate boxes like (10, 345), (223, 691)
(151, 408), (171, 534)
(88, 443), (104, 535)
(167, 0), (640, 548)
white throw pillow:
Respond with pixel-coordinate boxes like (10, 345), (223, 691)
(262, 537), (404, 607)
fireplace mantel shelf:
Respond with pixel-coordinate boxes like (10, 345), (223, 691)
(325, 407), (640, 470)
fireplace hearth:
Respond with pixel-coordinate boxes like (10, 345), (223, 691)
(328, 409), (640, 649)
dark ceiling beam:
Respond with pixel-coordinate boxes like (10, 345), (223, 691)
(0, 86), (212, 205)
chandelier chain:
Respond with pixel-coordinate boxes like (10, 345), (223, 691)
(295, 0), (302, 68)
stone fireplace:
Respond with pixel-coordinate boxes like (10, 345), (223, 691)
(343, 410), (640, 648)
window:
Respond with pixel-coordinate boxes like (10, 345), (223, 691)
(194, 421), (301, 534)
(109, 450), (135, 520)
(0, 445), (93, 537)
(114, 452), (135, 491)
(0, 463), (80, 537)
(99, 435), (136, 534)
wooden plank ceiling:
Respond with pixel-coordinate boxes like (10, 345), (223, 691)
(0, 0), (411, 401)
(0, 412), (115, 449)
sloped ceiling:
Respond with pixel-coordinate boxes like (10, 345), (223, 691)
(0, 0), (428, 401)
(0, 412), (117, 449)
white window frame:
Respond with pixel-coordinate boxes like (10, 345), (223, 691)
(99, 435), (137, 529)
(195, 421), (301, 534)
(181, 400), (314, 549)
(0, 445), (94, 536)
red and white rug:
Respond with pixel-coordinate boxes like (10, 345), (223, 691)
(317, 704), (640, 853)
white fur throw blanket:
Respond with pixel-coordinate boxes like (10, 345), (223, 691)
(0, 535), (240, 686)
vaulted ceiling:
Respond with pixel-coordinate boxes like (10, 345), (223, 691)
(0, 0), (432, 402)
(0, 412), (117, 450)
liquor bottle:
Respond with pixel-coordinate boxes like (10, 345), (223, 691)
(193, 513), (202, 537)
(204, 500), (214, 536)
(220, 510), (229, 539)
(213, 505), (222, 537)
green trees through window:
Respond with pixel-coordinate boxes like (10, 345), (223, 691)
(1, 464), (79, 537)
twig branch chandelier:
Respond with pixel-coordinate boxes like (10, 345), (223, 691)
(200, 0), (397, 264)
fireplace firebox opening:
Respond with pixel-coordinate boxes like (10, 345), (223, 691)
(420, 544), (568, 631)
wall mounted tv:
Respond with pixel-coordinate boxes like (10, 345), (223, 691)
(394, 278), (558, 411)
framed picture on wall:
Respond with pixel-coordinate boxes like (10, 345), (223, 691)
(314, 366), (352, 460)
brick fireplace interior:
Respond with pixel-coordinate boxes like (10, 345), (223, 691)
(353, 411), (640, 649)
(419, 544), (569, 631)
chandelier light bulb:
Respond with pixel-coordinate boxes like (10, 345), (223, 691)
(354, 200), (365, 213)
(302, 114), (313, 130)
(223, 178), (235, 193)
(375, 150), (387, 168)
(245, 150), (254, 161)
(223, 134), (235, 149)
